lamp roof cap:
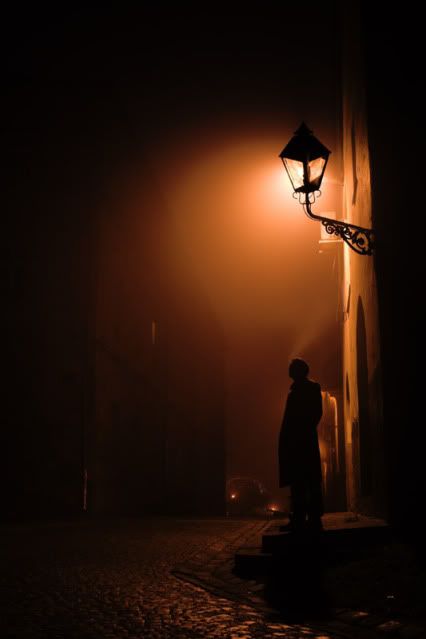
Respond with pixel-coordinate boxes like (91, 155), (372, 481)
(279, 122), (331, 161)
(295, 122), (313, 136)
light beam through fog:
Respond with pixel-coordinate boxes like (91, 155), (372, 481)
(150, 130), (342, 493)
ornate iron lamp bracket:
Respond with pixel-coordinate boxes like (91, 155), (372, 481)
(304, 198), (375, 256)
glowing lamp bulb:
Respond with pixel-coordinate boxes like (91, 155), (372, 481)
(279, 122), (330, 194)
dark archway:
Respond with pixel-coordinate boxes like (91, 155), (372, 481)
(356, 297), (372, 496)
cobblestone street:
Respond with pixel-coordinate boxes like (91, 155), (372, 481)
(1, 518), (359, 639)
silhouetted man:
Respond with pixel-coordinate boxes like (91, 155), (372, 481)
(279, 358), (323, 532)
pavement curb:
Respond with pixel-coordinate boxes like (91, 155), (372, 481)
(172, 519), (426, 639)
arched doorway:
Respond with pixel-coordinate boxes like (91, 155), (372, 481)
(356, 297), (373, 497)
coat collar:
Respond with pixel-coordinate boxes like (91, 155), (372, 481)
(290, 378), (310, 390)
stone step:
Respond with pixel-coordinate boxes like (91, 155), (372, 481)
(234, 546), (273, 577)
(234, 514), (392, 577)
(262, 523), (392, 555)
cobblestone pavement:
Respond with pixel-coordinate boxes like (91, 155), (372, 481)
(0, 518), (388, 639)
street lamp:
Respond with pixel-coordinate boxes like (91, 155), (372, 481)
(279, 123), (375, 256)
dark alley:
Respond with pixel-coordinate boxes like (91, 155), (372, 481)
(4, 3), (426, 638)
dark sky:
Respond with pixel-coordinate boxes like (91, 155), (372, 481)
(5, 4), (341, 496)
(5, 5), (340, 151)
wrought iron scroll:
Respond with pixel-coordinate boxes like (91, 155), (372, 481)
(304, 200), (375, 256)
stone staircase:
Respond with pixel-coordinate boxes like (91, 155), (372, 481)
(235, 512), (391, 577)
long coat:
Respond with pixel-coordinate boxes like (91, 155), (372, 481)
(279, 378), (323, 488)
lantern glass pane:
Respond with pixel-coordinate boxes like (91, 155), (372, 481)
(283, 158), (304, 190)
(308, 157), (326, 186)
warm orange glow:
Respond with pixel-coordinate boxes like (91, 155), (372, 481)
(330, 395), (339, 472)
(283, 158), (304, 190)
(147, 132), (341, 497)
(308, 156), (326, 183)
(319, 439), (327, 458)
(246, 163), (293, 214)
(268, 504), (278, 511)
(283, 156), (326, 192)
(151, 320), (157, 346)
